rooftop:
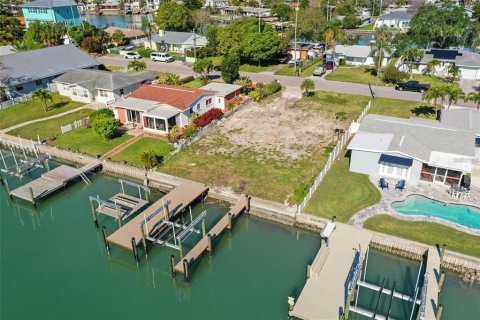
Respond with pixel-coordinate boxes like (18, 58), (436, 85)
(127, 84), (214, 111)
(441, 109), (480, 135)
(420, 49), (480, 68)
(200, 82), (242, 97)
(378, 11), (412, 20)
(53, 69), (156, 91)
(151, 31), (207, 47)
(21, 0), (78, 8)
(0, 44), (99, 86)
(104, 27), (145, 39)
(223, 6), (271, 13)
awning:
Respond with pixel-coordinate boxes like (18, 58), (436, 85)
(379, 154), (413, 168)
(143, 104), (180, 119)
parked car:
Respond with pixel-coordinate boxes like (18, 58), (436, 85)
(150, 52), (174, 62)
(395, 80), (430, 93)
(288, 59), (303, 67)
(124, 51), (141, 59)
(312, 65), (326, 76)
(324, 61), (334, 70)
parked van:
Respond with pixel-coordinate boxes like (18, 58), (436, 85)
(150, 52), (174, 63)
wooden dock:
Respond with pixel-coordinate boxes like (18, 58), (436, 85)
(106, 181), (209, 251)
(423, 248), (441, 320)
(291, 224), (372, 320)
(174, 198), (247, 274)
(9, 162), (101, 203)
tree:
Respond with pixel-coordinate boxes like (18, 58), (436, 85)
(270, 2), (292, 20)
(32, 88), (53, 112)
(300, 79), (314, 96)
(22, 21), (65, 50)
(370, 27), (392, 75)
(155, 2), (192, 32)
(402, 48), (423, 77)
(157, 73), (181, 85)
(140, 150), (159, 169)
(0, 14), (24, 44)
(128, 60), (146, 72)
(91, 111), (119, 140)
(422, 86), (446, 117)
(233, 76), (253, 90)
(110, 29), (126, 46)
(425, 59), (441, 76)
(193, 58), (213, 80)
(205, 25), (220, 55)
(445, 86), (464, 109)
(297, 8), (326, 42)
(446, 65), (460, 83)
(68, 21), (98, 44)
(466, 92), (480, 111)
(392, 33), (414, 57)
(341, 14), (361, 29)
(323, 20), (345, 73)
(242, 30), (284, 65)
(221, 54), (240, 84)
(381, 64), (408, 84)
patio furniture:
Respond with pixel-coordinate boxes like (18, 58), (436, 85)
(395, 180), (406, 191)
(379, 178), (389, 190)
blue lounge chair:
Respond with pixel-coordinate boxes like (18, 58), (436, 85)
(395, 180), (406, 191)
(379, 178), (389, 190)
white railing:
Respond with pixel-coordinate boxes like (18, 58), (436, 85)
(60, 117), (90, 134)
(297, 101), (371, 213)
(0, 93), (33, 109)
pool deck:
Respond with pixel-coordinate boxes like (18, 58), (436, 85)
(424, 248), (441, 320)
(350, 179), (480, 235)
(290, 224), (372, 320)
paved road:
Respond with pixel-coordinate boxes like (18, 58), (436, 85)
(97, 55), (476, 107)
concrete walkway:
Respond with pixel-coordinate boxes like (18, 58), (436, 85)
(0, 102), (103, 134)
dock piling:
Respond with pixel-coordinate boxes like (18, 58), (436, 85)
(183, 259), (190, 282)
(440, 244), (447, 261)
(28, 187), (36, 207)
(140, 225), (148, 256)
(306, 264), (312, 278)
(201, 218), (206, 237)
(288, 296), (295, 312)
(438, 271), (446, 293)
(227, 212), (232, 230)
(246, 194), (251, 214)
(4, 178), (12, 198)
(170, 254), (176, 277)
(131, 237), (139, 264)
(436, 304), (444, 320)
(207, 234), (213, 253)
(101, 226), (110, 255)
(90, 199), (99, 228)
(0, 174), (3, 185)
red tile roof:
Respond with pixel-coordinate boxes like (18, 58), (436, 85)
(127, 84), (214, 111)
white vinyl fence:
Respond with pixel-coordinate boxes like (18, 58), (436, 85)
(297, 101), (371, 213)
(0, 93), (33, 109)
(60, 117), (90, 134)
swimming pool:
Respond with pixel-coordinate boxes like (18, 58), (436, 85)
(392, 195), (480, 230)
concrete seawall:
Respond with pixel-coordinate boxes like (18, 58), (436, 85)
(1, 134), (479, 282)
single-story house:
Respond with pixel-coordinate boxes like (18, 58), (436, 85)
(204, 0), (229, 9)
(441, 109), (480, 162)
(0, 44), (99, 99)
(408, 49), (480, 80)
(326, 45), (390, 67)
(110, 84), (216, 134)
(347, 114), (477, 186)
(54, 69), (156, 103)
(374, 11), (412, 29)
(104, 27), (146, 45)
(144, 30), (208, 53)
(220, 6), (272, 17)
(288, 42), (323, 60)
(200, 82), (243, 111)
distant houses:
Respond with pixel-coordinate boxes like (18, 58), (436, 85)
(326, 45), (391, 67)
(374, 11), (412, 30)
(21, 0), (81, 27)
(0, 44), (99, 99)
(54, 69), (156, 103)
(144, 31), (208, 53)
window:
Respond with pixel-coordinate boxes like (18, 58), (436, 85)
(379, 163), (409, 179)
(189, 107), (194, 115)
(98, 89), (108, 97)
(39, 8), (47, 14)
(206, 98), (212, 105)
(155, 118), (166, 131)
(119, 89), (124, 95)
(126, 110), (141, 123)
(218, 98), (221, 103)
(63, 85), (71, 91)
(144, 117), (155, 129)
(36, 79), (42, 86)
(196, 103), (201, 111)
(81, 90), (88, 98)
(28, 8), (37, 13)
(15, 84), (24, 91)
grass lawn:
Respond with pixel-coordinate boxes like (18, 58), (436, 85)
(274, 61), (323, 77)
(239, 64), (273, 73)
(105, 65), (126, 72)
(111, 137), (174, 167)
(364, 215), (480, 258)
(0, 93), (85, 130)
(183, 78), (208, 88)
(358, 23), (374, 30)
(325, 66), (454, 88)
(305, 155), (381, 222)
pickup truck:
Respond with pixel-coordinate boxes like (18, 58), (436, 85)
(395, 81), (430, 93)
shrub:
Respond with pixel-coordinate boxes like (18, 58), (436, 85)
(195, 108), (224, 128)
(221, 54), (240, 83)
(91, 109), (114, 121)
(157, 73), (181, 85)
(91, 111), (119, 140)
(137, 48), (154, 58)
(335, 111), (347, 121)
(179, 75), (195, 84)
(140, 150), (161, 169)
(249, 80), (282, 102)
(183, 123), (197, 138)
(169, 125), (179, 142)
(381, 64), (408, 84)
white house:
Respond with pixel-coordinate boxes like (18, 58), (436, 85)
(144, 31), (208, 53)
(347, 112), (478, 187)
(204, 0), (229, 9)
(220, 6), (271, 17)
(326, 45), (390, 67)
(110, 84), (216, 135)
(54, 69), (156, 103)
(200, 82), (243, 111)
(374, 11), (412, 29)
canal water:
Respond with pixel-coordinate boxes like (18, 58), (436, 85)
(81, 14), (151, 29)
(0, 164), (319, 319)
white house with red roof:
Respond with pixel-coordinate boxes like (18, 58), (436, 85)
(110, 84), (216, 135)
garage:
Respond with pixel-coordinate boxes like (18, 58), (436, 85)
(459, 67), (480, 80)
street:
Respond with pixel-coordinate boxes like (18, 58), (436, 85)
(97, 55), (477, 107)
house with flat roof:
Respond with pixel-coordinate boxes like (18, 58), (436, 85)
(220, 6), (272, 17)
(110, 84), (216, 134)
(104, 27), (146, 45)
(200, 82), (243, 111)
(144, 31), (207, 53)
(347, 113), (477, 187)
(417, 49), (480, 80)
(0, 44), (99, 98)
(374, 11), (412, 29)
(21, 0), (80, 27)
(326, 45), (391, 67)
(54, 69), (156, 103)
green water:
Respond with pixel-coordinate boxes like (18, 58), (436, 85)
(0, 168), (319, 319)
(439, 271), (480, 320)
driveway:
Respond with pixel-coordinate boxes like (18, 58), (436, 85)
(460, 78), (480, 94)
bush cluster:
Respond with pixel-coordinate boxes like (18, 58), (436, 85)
(137, 48), (154, 58)
(194, 108), (224, 128)
(381, 64), (409, 84)
(249, 81), (282, 102)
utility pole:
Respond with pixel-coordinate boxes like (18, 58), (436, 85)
(293, 3), (300, 75)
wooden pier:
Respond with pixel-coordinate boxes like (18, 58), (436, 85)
(106, 181), (209, 251)
(423, 248), (441, 320)
(9, 162), (101, 204)
(173, 198), (247, 274)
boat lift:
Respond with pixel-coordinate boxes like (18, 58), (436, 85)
(0, 146), (49, 178)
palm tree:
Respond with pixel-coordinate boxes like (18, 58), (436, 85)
(446, 65), (460, 83)
(466, 92), (480, 111)
(445, 86), (464, 109)
(422, 86), (446, 117)
(402, 48), (424, 78)
(128, 60), (147, 72)
(370, 27), (392, 81)
(111, 29), (126, 47)
(32, 88), (53, 112)
(300, 79), (315, 96)
(323, 20), (344, 74)
(425, 59), (441, 76)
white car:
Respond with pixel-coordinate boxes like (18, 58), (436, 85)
(150, 52), (174, 62)
(124, 51), (141, 59)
